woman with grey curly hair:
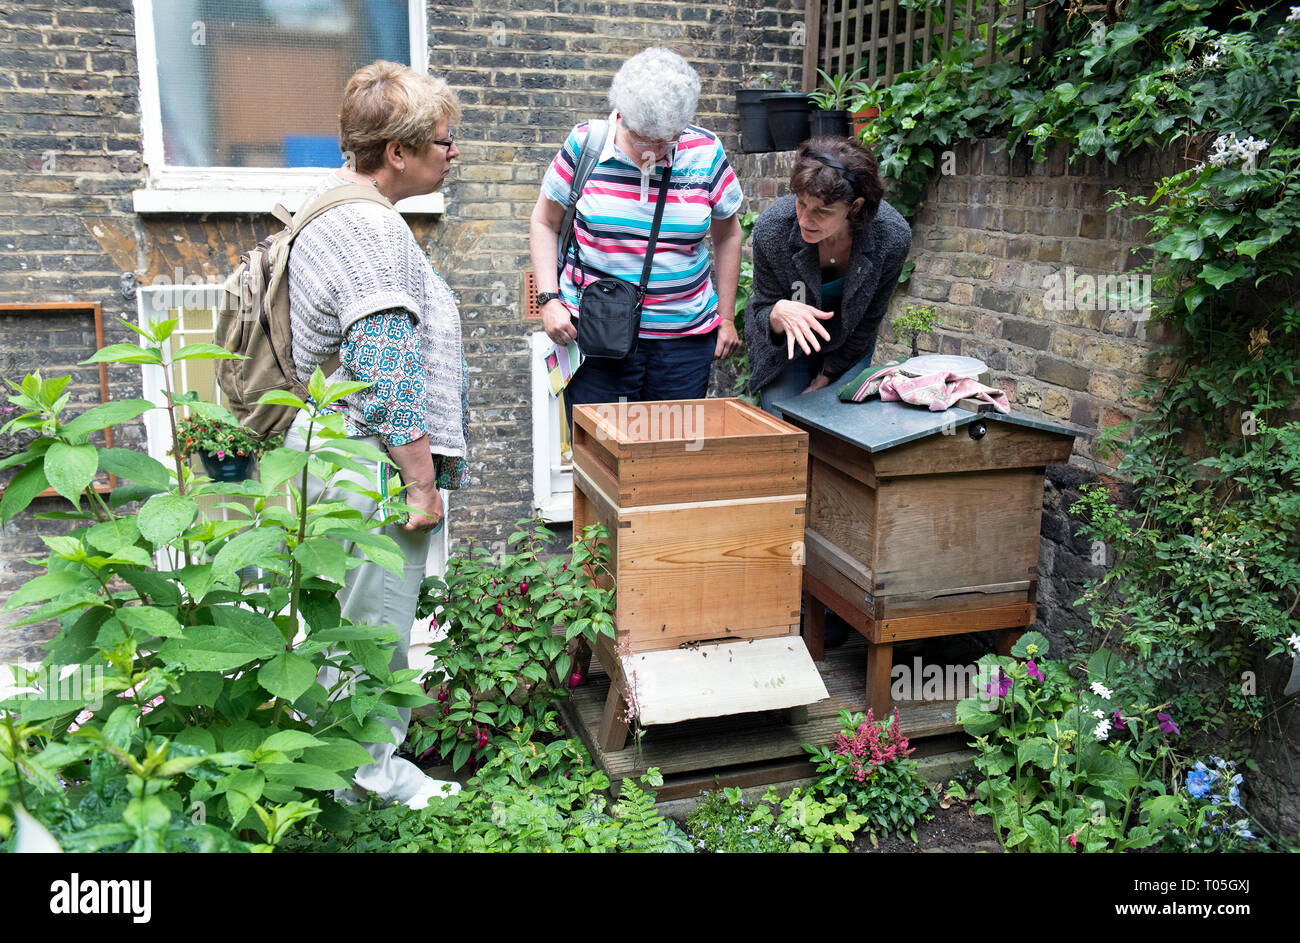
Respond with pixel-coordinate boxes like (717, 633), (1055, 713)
(530, 47), (745, 421)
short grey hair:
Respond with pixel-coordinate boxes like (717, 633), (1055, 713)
(609, 47), (700, 141)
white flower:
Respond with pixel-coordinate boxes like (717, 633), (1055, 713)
(1094, 719), (1112, 741)
(1090, 681), (1114, 700)
(1286, 633), (1300, 656)
(1092, 708), (1107, 719)
(1203, 51), (1221, 67)
(1288, 7), (1300, 23)
(1208, 132), (1270, 172)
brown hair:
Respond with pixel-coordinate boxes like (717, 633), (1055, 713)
(789, 136), (884, 227)
(339, 61), (461, 174)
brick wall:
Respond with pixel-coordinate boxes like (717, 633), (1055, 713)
(879, 137), (1187, 648)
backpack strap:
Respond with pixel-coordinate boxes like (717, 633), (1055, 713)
(279, 184), (399, 378)
(290, 183), (396, 234)
(556, 119), (609, 273)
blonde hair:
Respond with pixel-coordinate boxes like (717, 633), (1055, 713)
(339, 61), (461, 173)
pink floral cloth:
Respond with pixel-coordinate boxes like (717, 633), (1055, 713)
(839, 364), (1011, 414)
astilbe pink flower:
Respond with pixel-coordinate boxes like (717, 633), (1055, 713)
(832, 708), (915, 782)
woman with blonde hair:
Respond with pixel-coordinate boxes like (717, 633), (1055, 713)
(286, 60), (469, 808)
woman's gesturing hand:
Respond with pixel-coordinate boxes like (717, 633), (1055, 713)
(769, 299), (834, 359)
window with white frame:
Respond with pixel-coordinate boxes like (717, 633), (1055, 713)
(131, 0), (439, 214)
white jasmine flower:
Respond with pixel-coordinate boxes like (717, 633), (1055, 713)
(1094, 719), (1112, 741)
(1092, 708), (1107, 719)
(1090, 681), (1114, 700)
(1203, 51), (1221, 67)
(1286, 633), (1300, 656)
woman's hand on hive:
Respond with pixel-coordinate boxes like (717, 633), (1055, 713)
(770, 299), (834, 358)
(714, 319), (741, 359)
(801, 373), (831, 395)
(542, 298), (578, 345)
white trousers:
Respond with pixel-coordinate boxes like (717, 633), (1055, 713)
(284, 415), (438, 804)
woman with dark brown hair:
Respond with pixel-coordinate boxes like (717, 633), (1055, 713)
(745, 136), (913, 416)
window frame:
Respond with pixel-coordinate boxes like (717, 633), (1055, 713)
(130, 0), (442, 215)
(530, 331), (574, 523)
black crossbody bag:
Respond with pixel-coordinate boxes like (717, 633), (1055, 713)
(568, 166), (673, 360)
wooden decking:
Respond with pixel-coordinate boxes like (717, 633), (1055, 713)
(561, 631), (969, 801)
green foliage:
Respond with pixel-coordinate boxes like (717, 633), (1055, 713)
(411, 518), (615, 771)
(283, 737), (688, 854)
(731, 210), (761, 403)
(809, 68), (863, 111)
(1073, 419), (1300, 740)
(0, 321), (431, 851)
(955, 636), (1199, 853)
(890, 303), (941, 357)
(804, 707), (936, 845)
(683, 784), (866, 853)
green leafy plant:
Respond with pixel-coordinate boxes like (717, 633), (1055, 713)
(683, 783), (866, 853)
(804, 707), (936, 845)
(410, 517), (615, 771)
(890, 303), (941, 357)
(809, 67), (863, 111)
(0, 319), (434, 850)
(956, 631), (1188, 852)
(284, 753), (688, 854)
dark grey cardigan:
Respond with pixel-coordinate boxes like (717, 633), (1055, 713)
(744, 192), (912, 395)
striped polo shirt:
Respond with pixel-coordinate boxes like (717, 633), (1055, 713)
(542, 114), (744, 339)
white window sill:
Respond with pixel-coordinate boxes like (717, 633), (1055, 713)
(132, 169), (445, 215)
(132, 187), (445, 215)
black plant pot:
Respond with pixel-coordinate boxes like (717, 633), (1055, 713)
(809, 109), (852, 140)
(736, 88), (775, 153)
(199, 451), (254, 482)
(762, 92), (813, 151)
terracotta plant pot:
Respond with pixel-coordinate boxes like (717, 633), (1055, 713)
(852, 106), (880, 139)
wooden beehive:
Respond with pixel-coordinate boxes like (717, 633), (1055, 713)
(776, 389), (1076, 715)
(570, 398), (809, 654)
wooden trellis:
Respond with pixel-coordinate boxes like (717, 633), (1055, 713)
(801, 0), (1047, 91)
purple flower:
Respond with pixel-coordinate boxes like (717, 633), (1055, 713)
(1158, 711), (1180, 735)
(1026, 660), (1044, 682)
(1112, 709), (1127, 732)
(984, 669), (1013, 699)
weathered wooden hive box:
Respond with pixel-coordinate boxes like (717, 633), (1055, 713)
(571, 397), (809, 653)
(775, 389), (1076, 714)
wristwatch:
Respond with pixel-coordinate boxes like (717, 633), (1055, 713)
(536, 291), (562, 307)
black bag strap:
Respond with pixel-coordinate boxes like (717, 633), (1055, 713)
(557, 119), (609, 273)
(571, 163), (673, 300)
(634, 167), (673, 300)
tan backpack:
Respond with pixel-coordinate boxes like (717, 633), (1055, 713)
(217, 183), (396, 439)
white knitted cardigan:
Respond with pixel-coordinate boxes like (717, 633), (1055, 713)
(287, 177), (465, 459)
